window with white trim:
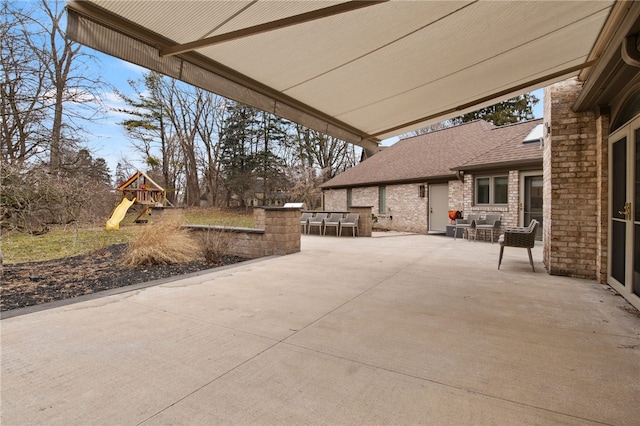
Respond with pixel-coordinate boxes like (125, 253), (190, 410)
(475, 175), (508, 205)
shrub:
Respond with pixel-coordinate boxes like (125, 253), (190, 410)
(198, 228), (234, 265)
(1, 163), (113, 233)
(123, 211), (199, 266)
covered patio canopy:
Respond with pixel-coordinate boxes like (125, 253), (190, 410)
(66, 0), (616, 153)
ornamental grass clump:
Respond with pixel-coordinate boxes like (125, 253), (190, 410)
(124, 211), (199, 267)
(198, 227), (234, 265)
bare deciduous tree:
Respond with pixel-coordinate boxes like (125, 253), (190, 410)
(164, 79), (205, 207)
(117, 72), (181, 203)
(1, 1), (49, 166)
(1, 0), (108, 171)
(117, 72), (224, 206)
(292, 125), (359, 182)
(197, 95), (226, 206)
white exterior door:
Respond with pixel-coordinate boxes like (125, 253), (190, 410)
(429, 183), (449, 233)
(608, 114), (640, 310)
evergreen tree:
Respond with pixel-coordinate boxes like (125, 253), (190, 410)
(453, 93), (539, 126)
(218, 102), (260, 207)
(60, 148), (111, 186)
(256, 111), (289, 205)
(114, 162), (129, 188)
(401, 93), (540, 139)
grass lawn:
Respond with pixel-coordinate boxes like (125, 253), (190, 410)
(1, 207), (254, 264)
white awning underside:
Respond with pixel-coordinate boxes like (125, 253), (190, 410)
(66, 0), (614, 151)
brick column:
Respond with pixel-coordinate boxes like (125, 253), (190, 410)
(462, 174), (474, 217)
(543, 78), (599, 279)
(262, 207), (301, 255)
(505, 170), (520, 228)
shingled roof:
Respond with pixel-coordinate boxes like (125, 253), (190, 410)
(453, 120), (544, 171)
(321, 119), (542, 189)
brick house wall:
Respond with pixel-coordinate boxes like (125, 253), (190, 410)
(462, 173), (516, 233)
(323, 168), (541, 240)
(543, 78), (603, 280)
(324, 179), (523, 235)
(449, 180), (464, 212)
(380, 184), (429, 233)
(323, 188), (347, 211)
(324, 183), (429, 232)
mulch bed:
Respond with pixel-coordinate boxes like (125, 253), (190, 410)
(1, 244), (246, 312)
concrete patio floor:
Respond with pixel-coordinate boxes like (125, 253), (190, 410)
(2, 232), (639, 425)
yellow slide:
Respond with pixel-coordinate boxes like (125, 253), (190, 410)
(106, 198), (135, 230)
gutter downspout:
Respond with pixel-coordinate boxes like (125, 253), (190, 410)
(455, 170), (464, 182)
(622, 33), (640, 67)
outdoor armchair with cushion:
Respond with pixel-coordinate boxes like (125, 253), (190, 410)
(498, 219), (539, 272)
(454, 214), (480, 240)
(475, 214), (502, 243)
(300, 212), (313, 234)
(323, 213), (343, 236)
(308, 212), (328, 235)
(339, 213), (359, 237)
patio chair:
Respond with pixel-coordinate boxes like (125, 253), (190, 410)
(300, 212), (313, 234)
(339, 213), (359, 237)
(498, 219), (539, 272)
(323, 213), (343, 236)
(475, 214), (502, 243)
(454, 214), (480, 240)
(308, 212), (328, 235)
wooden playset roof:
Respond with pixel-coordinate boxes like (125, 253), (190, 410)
(117, 171), (165, 192)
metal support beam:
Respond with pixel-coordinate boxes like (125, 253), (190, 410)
(160, 1), (388, 57)
(370, 60), (597, 138)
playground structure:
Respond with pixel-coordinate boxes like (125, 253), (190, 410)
(105, 171), (172, 230)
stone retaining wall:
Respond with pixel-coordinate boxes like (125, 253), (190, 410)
(186, 207), (301, 259)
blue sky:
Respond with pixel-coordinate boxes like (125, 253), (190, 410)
(83, 54), (148, 173)
(85, 51), (545, 175)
